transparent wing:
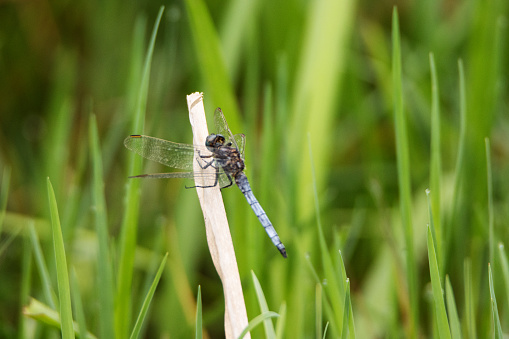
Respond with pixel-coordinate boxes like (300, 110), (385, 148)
(233, 133), (246, 160)
(124, 135), (209, 170)
(214, 107), (234, 141)
(214, 107), (246, 159)
(129, 169), (234, 188)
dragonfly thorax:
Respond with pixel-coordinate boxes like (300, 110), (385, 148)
(204, 133), (245, 177)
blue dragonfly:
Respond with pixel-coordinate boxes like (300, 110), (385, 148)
(124, 108), (287, 258)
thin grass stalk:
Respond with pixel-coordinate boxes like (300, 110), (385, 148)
(238, 312), (280, 339)
(427, 226), (451, 339)
(289, 0), (355, 224)
(47, 178), (74, 338)
(426, 190), (438, 260)
(219, 0), (261, 77)
(43, 53), (76, 206)
(116, 8), (164, 339)
(429, 53), (443, 271)
(275, 302), (286, 339)
(485, 138), (494, 264)
(195, 286), (203, 339)
(308, 135), (344, 337)
(0, 166), (11, 235)
(488, 264), (503, 338)
(70, 269), (88, 339)
(304, 255), (336, 336)
(497, 244), (509, 317)
(391, 7), (418, 337)
(445, 276), (462, 339)
(19, 229), (33, 339)
(29, 223), (57, 309)
(340, 280), (351, 339)
(251, 271), (277, 338)
(89, 114), (115, 338)
(184, 0), (240, 128)
(444, 60), (468, 277)
(129, 253), (168, 339)
(464, 259), (476, 338)
(316, 283), (322, 339)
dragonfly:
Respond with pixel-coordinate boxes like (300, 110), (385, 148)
(124, 108), (287, 258)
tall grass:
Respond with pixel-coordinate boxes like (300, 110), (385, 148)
(1, 0), (509, 338)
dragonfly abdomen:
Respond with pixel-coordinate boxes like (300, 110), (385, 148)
(235, 173), (287, 258)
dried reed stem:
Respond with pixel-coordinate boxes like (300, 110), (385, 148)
(187, 92), (250, 339)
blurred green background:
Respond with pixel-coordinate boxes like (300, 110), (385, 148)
(1, 0), (508, 337)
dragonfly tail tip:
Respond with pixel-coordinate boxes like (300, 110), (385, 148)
(279, 247), (287, 258)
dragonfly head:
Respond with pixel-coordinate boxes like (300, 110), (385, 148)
(205, 134), (226, 150)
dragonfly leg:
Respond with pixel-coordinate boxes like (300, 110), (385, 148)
(185, 166), (220, 189)
(195, 151), (215, 169)
(196, 158), (216, 169)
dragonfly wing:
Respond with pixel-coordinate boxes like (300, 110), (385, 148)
(124, 135), (208, 170)
(129, 172), (195, 179)
(233, 133), (246, 160)
(129, 170), (229, 187)
(214, 108), (239, 149)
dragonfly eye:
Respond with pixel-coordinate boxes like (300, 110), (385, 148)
(216, 135), (225, 144)
(205, 134), (226, 147)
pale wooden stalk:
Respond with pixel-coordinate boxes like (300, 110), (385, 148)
(186, 92), (250, 339)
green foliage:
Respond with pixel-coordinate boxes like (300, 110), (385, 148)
(1, 0), (509, 338)
(47, 178), (75, 339)
(427, 225), (450, 339)
(195, 286), (202, 339)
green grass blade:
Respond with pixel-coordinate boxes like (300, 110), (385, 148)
(0, 166), (11, 235)
(70, 268), (88, 339)
(340, 279), (351, 339)
(133, 6), (164, 134)
(463, 259), (476, 339)
(323, 323), (330, 339)
(116, 7), (164, 339)
(304, 255), (336, 336)
(446, 60), (468, 262)
(184, 0), (240, 128)
(89, 114), (115, 339)
(195, 286), (202, 339)
(485, 138), (494, 264)
(427, 226), (451, 339)
(29, 223), (57, 309)
(392, 7), (418, 336)
(23, 298), (97, 339)
(465, 0), (500, 201)
(316, 283), (322, 339)
(43, 52), (76, 203)
(275, 302), (286, 339)
(429, 53), (442, 268)
(288, 0), (354, 224)
(219, 0), (260, 77)
(339, 251), (355, 337)
(497, 244), (509, 311)
(129, 253), (168, 339)
(237, 312), (280, 339)
(445, 276), (461, 339)
(47, 178), (74, 338)
(308, 135), (346, 337)
(488, 264), (503, 339)
(426, 189), (438, 261)
(251, 270), (276, 338)
(19, 229), (33, 339)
